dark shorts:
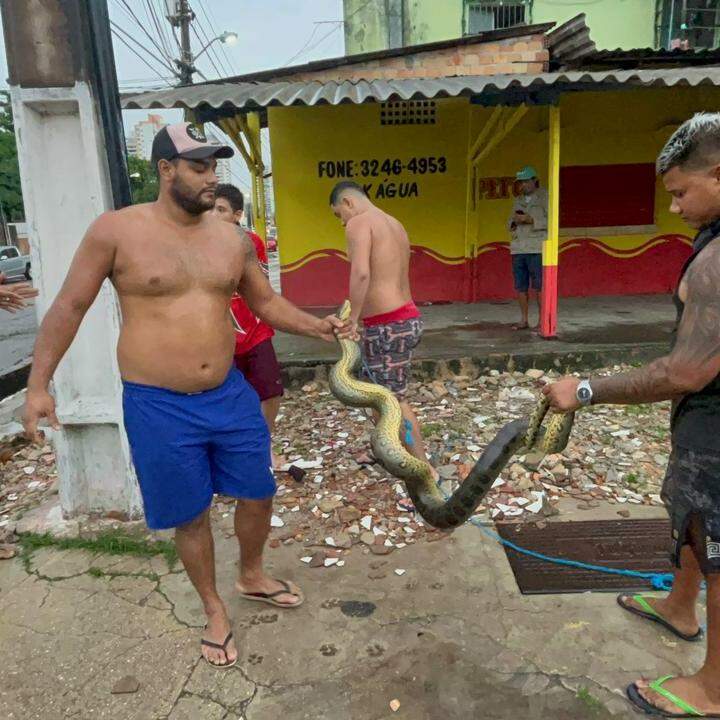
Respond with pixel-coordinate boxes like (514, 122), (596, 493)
(122, 369), (275, 530)
(662, 444), (720, 574)
(234, 338), (284, 402)
(362, 317), (422, 397)
(512, 253), (542, 292)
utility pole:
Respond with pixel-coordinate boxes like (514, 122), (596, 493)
(167, 0), (196, 84)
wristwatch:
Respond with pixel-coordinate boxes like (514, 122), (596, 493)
(576, 379), (594, 407)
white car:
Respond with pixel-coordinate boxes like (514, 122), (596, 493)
(0, 245), (31, 281)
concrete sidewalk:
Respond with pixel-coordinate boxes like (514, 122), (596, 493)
(0, 515), (703, 719)
(275, 294), (675, 368)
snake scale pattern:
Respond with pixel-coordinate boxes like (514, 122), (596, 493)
(329, 301), (576, 530)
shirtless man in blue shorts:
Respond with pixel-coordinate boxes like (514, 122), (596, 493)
(22, 123), (350, 669)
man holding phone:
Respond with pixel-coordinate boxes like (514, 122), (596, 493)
(507, 166), (548, 330)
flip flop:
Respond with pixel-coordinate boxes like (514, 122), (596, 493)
(627, 676), (720, 717)
(237, 578), (304, 609)
(201, 631), (237, 669)
(512, 323), (530, 331)
(617, 594), (704, 642)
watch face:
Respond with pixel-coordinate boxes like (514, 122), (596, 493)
(578, 387), (591, 401)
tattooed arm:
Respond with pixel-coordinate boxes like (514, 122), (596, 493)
(544, 239), (720, 410)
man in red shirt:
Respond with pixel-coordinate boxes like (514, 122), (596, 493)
(214, 185), (283, 465)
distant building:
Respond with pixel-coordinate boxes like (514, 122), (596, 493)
(342, 0), (720, 54)
(127, 114), (166, 160)
(207, 130), (232, 183)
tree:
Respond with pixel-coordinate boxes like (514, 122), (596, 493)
(0, 91), (24, 221)
(127, 155), (158, 204)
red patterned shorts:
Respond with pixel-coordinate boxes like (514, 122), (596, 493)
(361, 317), (422, 397)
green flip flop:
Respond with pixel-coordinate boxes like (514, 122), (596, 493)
(627, 676), (720, 718)
(617, 594), (704, 642)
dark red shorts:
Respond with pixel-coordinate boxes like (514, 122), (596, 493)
(234, 339), (283, 402)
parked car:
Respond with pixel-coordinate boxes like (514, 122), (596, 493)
(0, 245), (32, 281)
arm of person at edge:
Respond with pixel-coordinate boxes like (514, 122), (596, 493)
(0, 272), (39, 313)
(238, 233), (356, 342)
(544, 240), (720, 411)
(23, 214), (117, 443)
(345, 215), (372, 332)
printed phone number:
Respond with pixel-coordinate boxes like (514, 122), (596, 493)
(318, 156), (447, 179)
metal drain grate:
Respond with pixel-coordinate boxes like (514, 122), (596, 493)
(495, 519), (672, 595)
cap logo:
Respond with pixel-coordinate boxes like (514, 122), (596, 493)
(187, 124), (206, 142)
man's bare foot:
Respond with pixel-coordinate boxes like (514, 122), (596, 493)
(633, 674), (720, 716)
(618, 594), (700, 637)
(236, 574), (304, 608)
(201, 604), (237, 667)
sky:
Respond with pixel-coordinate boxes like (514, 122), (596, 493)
(0, 1), (346, 191)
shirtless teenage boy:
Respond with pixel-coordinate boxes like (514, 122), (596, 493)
(329, 181), (436, 479)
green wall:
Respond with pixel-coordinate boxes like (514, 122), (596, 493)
(343, 0), (656, 55)
(532, 0), (656, 50)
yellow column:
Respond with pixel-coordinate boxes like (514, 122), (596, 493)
(246, 112), (267, 243)
(540, 104), (561, 338)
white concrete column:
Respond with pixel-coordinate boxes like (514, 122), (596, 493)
(11, 84), (141, 519)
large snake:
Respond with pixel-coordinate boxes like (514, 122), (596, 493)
(329, 300), (576, 530)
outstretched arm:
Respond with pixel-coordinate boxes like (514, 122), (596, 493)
(24, 215), (117, 441)
(544, 240), (720, 409)
(238, 234), (346, 342)
(0, 272), (38, 313)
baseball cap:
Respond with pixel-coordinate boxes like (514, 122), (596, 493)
(516, 165), (538, 181)
(151, 122), (234, 165)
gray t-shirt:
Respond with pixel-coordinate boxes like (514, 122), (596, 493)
(508, 188), (548, 255)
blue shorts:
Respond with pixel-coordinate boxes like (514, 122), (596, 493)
(122, 369), (275, 530)
(512, 253), (542, 292)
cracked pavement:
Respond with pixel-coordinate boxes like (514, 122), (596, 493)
(0, 522), (706, 719)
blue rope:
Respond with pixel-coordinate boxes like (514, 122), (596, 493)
(356, 355), (672, 590)
(437, 485), (674, 591)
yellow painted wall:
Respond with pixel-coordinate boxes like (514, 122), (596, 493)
(269, 97), (470, 267)
(468, 86), (720, 256)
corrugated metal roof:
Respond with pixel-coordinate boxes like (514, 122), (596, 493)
(579, 46), (720, 66)
(122, 67), (720, 113)
(546, 13), (596, 67)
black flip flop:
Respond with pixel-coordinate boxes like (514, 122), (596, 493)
(627, 679), (720, 718)
(201, 631), (237, 669)
(237, 578), (305, 609)
(617, 594), (704, 643)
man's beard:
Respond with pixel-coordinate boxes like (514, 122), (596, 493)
(169, 178), (215, 215)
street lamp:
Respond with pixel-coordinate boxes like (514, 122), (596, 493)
(194, 31), (238, 61)
(175, 30), (238, 84)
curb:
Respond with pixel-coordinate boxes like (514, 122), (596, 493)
(280, 342), (667, 388)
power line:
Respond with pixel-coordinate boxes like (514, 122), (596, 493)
(190, 23), (224, 79)
(111, 0), (175, 67)
(284, 0), (373, 67)
(191, 3), (233, 78)
(194, 0), (238, 76)
(283, 24), (321, 67)
(143, 0), (173, 61)
(154, 0), (180, 54)
(111, 30), (174, 86)
(110, 20), (178, 76)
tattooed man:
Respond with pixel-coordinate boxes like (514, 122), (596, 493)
(545, 113), (720, 717)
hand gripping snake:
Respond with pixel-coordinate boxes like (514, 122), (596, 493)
(329, 301), (576, 530)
